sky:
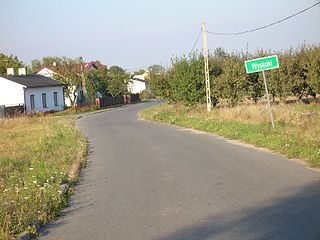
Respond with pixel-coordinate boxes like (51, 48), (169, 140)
(0, 0), (319, 71)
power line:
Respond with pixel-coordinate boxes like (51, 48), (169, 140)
(189, 29), (202, 54)
(207, 1), (320, 36)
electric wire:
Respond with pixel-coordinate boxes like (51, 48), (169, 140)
(206, 1), (320, 36)
(189, 29), (202, 54)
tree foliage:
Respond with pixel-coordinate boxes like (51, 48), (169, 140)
(150, 45), (320, 106)
(107, 66), (129, 97)
(0, 53), (25, 75)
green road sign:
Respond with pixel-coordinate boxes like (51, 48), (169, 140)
(245, 55), (279, 74)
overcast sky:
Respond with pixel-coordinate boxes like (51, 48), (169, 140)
(1, 0), (319, 70)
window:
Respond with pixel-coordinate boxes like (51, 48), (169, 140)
(30, 95), (35, 110)
(53, 92), (58, 106)
(42, 93), (47, 108)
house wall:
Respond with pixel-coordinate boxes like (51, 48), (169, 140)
(37, 68), (55, 78)
(25, 86), (65, 113)
(0, 77), (25, 106)
(127, 79), (146, 94)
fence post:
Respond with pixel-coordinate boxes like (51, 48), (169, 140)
(95, 98), (101, 109)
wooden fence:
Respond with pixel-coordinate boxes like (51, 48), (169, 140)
(0, 105), (25, 117)
(96, 93), (141, 109)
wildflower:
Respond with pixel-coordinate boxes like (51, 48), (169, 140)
(33, 180), (37, 184)
(24, 196), (29, 200)
(29, 168), (34, 170)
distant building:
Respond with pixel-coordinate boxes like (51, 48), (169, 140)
(33, 66), (56, 78)
(128, 71), (150, 94)
(0, 74), (64, 113)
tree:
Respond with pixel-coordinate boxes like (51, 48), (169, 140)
(148, 64), (164, 73)
(133, 69), (146, 76)
(0, 53), (25, 75)
(86, 67), (109, 99)
(42, 56), (60, 67)
(215, 54), (246, 106)
(52, 57), (82, 106)
(303, 45), (320, 97)
(31, 59), (42, 72)
(107, 66), (129, 97)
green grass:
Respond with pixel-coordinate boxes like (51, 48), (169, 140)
(0, 116), (87, 239)
(139, 103), (320, 168)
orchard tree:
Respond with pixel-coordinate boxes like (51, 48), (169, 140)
(304, 45), (320, 97)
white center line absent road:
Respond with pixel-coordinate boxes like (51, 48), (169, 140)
(39, 101), (320, 240)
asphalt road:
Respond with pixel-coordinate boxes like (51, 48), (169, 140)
(39, 101), (320, 240)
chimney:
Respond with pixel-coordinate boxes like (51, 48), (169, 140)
(7, 68), (14, 75)
(18, 68), (27, 75)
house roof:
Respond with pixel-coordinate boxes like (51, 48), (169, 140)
(34, 66), (55, 73)
(1, 75), (64, 88)
(34, 61), (106, 74)
(132, 77), (146, 83)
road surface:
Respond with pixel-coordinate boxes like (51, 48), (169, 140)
(39, 102), (320, 240)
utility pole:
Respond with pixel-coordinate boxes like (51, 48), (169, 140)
(202, 23), (212, 112)
(79, 57), (87, 100)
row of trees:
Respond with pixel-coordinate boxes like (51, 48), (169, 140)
(150, 45), (320, 106)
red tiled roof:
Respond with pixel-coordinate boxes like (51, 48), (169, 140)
(34, 65), (55, 74)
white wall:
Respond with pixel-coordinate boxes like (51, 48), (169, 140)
(36, 69), (81, 107)
(37, 67), (55, 78)
(128, 79), (146, 94)
(0, 77), (25, 106)
(25, 86), (65, 113)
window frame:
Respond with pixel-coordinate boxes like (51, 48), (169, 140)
(53, 92), (58, 106)
(30, 95), (35, 110)
(42, 93), (47, 108)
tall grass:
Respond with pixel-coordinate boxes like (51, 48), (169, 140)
(0, 116), (86, 239)
(140, 102), (320, 167)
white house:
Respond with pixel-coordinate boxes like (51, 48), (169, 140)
(127, 71), (150, 94)
(0, 75), (65, 113)
(33, 66), (56, 78)
(34, 62), (100, 106)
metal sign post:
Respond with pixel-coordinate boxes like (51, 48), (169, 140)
(245, 55), (279, 129)
(262, 71), (275, 129)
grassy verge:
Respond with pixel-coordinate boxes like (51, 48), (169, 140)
(139, 102), (320, 168)
(0, 115), (87, 239)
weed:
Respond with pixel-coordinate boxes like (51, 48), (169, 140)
(0, 116), (86, 239)
(140, 102), (320, 168)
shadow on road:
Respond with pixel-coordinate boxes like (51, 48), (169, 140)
(153, 182), (320, 240)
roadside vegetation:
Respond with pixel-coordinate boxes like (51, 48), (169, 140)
(0, 115), (87, 239)
(140, 102), (320, 168)
(143, 44), (320, 168)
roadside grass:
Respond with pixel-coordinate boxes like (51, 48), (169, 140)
(0, 115), (87, 239)
(139, 102), (320, 168)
